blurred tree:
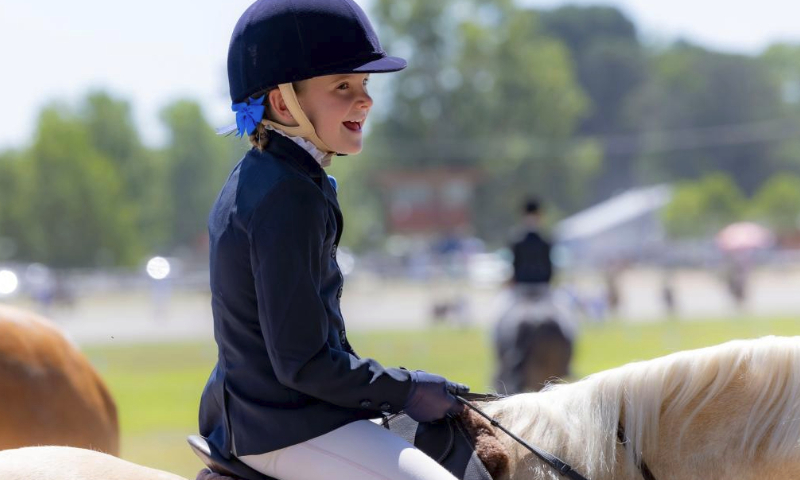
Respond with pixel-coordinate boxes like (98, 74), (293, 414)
(160, 100), (232, 254)
(81, 91), (170, 252)
(629, 42), (784, 194)
(538, 5), (645, 135)
(759, 44), (800, 175)
(8, 106), (140, 267)
(0, 150), (25, 260)
(749, 174), (800, 235)
(82, 92), (148, 198)
(539, 6), (648, 199)
(662, 173), (747, 238)
(448, 4), (595, 237)
(761, 44), (800, 108)
(337, 0), (594, 247)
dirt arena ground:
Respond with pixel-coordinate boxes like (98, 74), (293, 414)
(4, 266), (800, 346)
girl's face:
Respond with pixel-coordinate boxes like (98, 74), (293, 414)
(297, 73), (373, 154)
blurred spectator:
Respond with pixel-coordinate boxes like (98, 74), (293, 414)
(724, 253), (750, 311)
(661, 269), (677, 318)
(603, 260), (625, 316)
(52, 273), (77, 310)
(25, 263), (56, 312)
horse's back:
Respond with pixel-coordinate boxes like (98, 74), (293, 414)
(0, 446), (187, 480)
(493, 291), (573, 393)
(0, 304), (119, 454)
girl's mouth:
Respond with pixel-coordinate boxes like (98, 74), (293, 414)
(343, 120), (363, 132)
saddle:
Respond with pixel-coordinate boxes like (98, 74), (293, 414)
(188, 435), (278, 480)
(189, 396), (509, 480)
(381, 407), (509, 480)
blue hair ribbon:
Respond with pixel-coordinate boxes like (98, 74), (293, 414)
(232, 95), (266, 137)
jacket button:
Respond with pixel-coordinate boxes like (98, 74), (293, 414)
(337, 286), (343, 299)
(331, 244), (337, 258)
(339, 330), (346, 343)
(359, 399), (372, 408)
(379, 402), (391, 412)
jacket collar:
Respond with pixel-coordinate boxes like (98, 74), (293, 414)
(265, 124), (333, 166)
(266, 133), (324, 181)
(264, 134), (340, 206)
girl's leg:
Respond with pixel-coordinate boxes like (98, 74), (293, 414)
(239, 419), (458, 480)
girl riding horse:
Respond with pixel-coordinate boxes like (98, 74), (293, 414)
(198, 1), (469, 479)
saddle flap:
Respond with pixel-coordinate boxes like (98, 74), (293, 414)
(383, 414), (494, 480)
(187, 435), (278, 480)
(383, 414), (454, 463)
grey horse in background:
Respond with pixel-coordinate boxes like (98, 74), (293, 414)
(492, 285), (575, 394)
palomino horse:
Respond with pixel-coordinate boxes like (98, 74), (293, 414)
(0, 303), (119, 454)
(484, 335), (800, 479)
(3, 336), (800, 480)
(0, 446), (186, 480)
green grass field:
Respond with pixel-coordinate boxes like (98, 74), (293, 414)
(84, 315), (800, 478)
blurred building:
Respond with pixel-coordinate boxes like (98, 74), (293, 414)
(375, 168), (481, 236)
(554, 184), (673, 266)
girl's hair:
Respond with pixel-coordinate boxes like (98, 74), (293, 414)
(249, 81), (304, 151)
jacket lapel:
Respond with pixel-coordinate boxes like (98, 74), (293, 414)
(267, 135), (344, 244)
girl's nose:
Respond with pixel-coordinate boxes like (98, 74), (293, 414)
(358, 91), (373, 109)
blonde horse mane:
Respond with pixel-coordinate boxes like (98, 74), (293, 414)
(485, 336), (800, 479)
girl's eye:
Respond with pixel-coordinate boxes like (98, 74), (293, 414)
(337, 83), (349, 90)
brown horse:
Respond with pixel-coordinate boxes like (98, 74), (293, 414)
(0, 303), (119, 454)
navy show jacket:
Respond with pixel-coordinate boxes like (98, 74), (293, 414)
(511, 229), (552, 285)
(199, 134), (413, 457)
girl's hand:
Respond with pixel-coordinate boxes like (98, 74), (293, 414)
(403, 371), (470, 423)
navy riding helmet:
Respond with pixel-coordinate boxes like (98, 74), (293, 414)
(227, 0), (407, 104)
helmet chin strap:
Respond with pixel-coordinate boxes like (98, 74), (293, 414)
(262, 83), (337, 155)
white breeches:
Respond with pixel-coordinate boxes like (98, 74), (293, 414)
(239, 419), (458, 480)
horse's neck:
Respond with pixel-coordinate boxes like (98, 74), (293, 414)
(485, 388), (628, 480)
(488, 380), (751, 480)
(487, 342), (800, 480)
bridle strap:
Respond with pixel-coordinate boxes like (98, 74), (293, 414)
(456, 395), (590, 480)
(616, 424), (658, 480)
(456, 395), (658, 480)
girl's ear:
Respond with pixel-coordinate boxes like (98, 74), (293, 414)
(267, 88), (297, 125)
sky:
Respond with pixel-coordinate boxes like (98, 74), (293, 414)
(2, 0), (800, 151)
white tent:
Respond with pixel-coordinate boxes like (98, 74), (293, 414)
(554, 185), (673, 264)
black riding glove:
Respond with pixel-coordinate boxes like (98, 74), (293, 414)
(403, 370), (470, 423)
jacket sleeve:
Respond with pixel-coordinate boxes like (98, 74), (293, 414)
(248, 177), (413, 413)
